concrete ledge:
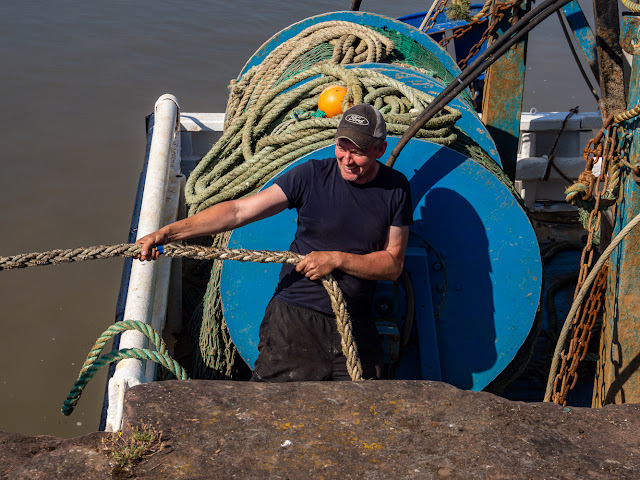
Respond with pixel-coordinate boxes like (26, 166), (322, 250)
(121, 380), (640, 479)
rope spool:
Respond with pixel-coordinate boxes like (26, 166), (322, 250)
(225, 21), (395, 126)
(183, 12), (538, 387)
(186, 63), (463, 215)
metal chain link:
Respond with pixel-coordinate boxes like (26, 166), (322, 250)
(551, 264), (608, 404)
(421, 0), (450, 33)
(550, 120), (622, 405)
(436, 0), (523, 70)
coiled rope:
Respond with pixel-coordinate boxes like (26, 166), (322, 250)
(620, 0), (640, 13)
(225, 21), (395, 126)
(186, 62), (462, 215)
(0, 242), (364, 383)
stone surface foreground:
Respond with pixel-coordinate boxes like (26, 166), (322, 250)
(2, 380), (640, 479)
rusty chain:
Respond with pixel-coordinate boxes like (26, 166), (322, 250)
(550, 120), (623, 405)
(421, 0), (450, 33)
(435, 0), (524, 70)
(551, 264), (608, 404)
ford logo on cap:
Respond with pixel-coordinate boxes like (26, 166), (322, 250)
(345, 114), (369, 125)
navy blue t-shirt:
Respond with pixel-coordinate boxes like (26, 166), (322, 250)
(273, 157), (413, 316)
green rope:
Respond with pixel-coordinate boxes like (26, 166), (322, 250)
(77, 319), (170, 377)
(186, 63), (463, 215)
(62, 347), (189, 416)
(60, 319), (189, 416)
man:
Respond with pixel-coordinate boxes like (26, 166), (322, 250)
(137, 103), (413, 381)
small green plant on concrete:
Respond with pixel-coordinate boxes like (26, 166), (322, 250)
(102, 423), (164, 470)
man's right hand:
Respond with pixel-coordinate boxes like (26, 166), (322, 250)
(136, 229), (170, 261)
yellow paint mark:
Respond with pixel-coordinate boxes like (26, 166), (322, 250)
(361, 442), (383, 450)
(352, 412), (360, 416)
(280, 422), (291, 430)
(389, 400), (396, 404)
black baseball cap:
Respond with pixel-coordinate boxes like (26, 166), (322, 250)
(335, 104), (387, 149)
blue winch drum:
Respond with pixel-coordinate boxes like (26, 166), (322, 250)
(219, 12), (542, 391)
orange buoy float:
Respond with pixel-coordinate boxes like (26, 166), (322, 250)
(318, 85), (348, 117)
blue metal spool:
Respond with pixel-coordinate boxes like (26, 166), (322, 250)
(221, 135), (541, 390)
(219, 13), (541, 391)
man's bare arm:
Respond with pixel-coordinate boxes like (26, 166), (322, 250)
(295, 225), (409, 281)
(136, 185), (289, 260)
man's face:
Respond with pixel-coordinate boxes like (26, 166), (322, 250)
(335, 138), (387, 184)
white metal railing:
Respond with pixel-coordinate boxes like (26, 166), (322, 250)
(105, 94), (183, 432)
(516, 109), (602, 211)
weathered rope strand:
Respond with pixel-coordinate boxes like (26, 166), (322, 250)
(77, 319), (170, 377)
(614, 101), (640, 124)
(620, 0), (640, 13)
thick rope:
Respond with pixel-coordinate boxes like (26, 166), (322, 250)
(620, 0), (640, 13)
(544, 209), (640, 402)
(62, 347), (188, 416)
(226, 21), (394, 126)
(614, 101), (640, 124)
(1, 243), (364, 382)
(77, 319), (170, 377)
(187, 63), (463, 215)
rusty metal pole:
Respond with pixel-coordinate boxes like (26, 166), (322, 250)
(481, 1), (530, 182)
(592, 0), (626, 118)
(593, 14), (640, 407)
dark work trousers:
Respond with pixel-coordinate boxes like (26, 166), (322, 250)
(251, 297), (383, 382)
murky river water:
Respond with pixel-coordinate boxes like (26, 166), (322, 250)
(0, 0), (601, 437)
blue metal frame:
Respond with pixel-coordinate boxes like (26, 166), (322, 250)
(561, 0), (598, 80)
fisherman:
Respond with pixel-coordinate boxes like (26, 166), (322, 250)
(137, 103), (413, 381)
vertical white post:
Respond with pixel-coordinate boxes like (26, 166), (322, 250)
(105, 94), (180, 432)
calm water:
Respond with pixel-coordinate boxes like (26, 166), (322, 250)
(0, 0), (599, 438)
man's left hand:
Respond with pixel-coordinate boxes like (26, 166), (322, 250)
(296, 251), (341, 281)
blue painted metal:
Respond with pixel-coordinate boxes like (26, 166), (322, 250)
(238, 11), (462, 86)
(481, 3), (529, 182)
(402, 247), (442, 381)
(595, 13), (640, 406)
(398, 6), (483, 31)
(220, 135), (541, 391)
(561, 0), (598, 80)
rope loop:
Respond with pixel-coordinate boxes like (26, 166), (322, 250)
(62, 347), (189, 416)
(621, 0), (640, 13)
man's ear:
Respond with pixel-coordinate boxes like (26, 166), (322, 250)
(376, 140), (388, 159)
